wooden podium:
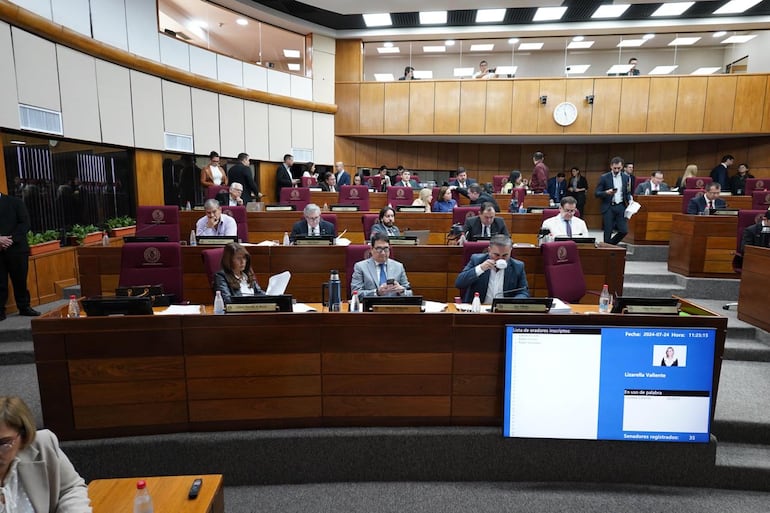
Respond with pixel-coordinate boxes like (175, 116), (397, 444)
(738, 245), (770, 332)
(668, 214), (739, 278)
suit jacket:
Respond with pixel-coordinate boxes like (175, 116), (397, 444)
(546, 177), (567, 202)
(215, 192), (243, 207)
(319, 182), (337, 192)
(449, 178), (477, 188)
(0, 193), (31, 253)
(594, 171), (632, 213)
(371, 223), (400, 238)
(729, 173), (754, 195)
(455, 254), (529, 303)
(336, 169), (351, 186)
(741, 222), (770, 253)
(227, 163), (260, 202)
(17, 429), (92, 513)
(463, 216), (509, 241)
(459, 189), (500, 212)
(710, 163), (729, 190)
(289, 219), (337, 242)
(351, 258), (412, 297)
(687, 195), (726, 215)
(394, 179), (418, 188)
(634, 180), (671, 195)
(200, 164), (227, 188)
(275, 164), (294, 201)
(214, 270), (264, 303)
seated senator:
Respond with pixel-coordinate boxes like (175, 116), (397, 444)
(215, 182), (245, 206)
(196, 198), (238, 236)
(540, 196), (588, 237)
(455, 235), (529, 303)
(740, 210), (770, 254)
(371, 206), (400, 238)
(0, 395), (92, 513)
(546, 172), (567, 203)
(213, 242), (265, 303)
(319, 171), (337, 192)
(433, 186), (457, 213)
(351, 233), (412, 297)
(686, 183), (727, 215)
(463, 202), (510, 241)
(290, 203), (337, 242)
(411, 188), (433, 212)
(634, 171), (670, 195)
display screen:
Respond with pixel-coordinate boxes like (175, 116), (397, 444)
(503, 325), (717, 443)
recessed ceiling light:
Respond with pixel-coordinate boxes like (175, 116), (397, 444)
(617, 39), (646, 47)
(376, 47), (400, 54)
(713, 31), (727, 38)
(413, 70), (433, 79)
(643, 34), (655, 40)
(691, 67), (721, 75)
(453, 67), (475, 78)
(287, 63), (300, 71)
(567, 41), (594, 49)
(518, 42), (544, 51)
(565, 64), (590, 74)
(495, 66), (517, 75)
(649, 65), (679, 75)
(607, 64), (634, 74)
(374, 73), (395, 82)
(383, 42), (393, 48)
(470, 44), (495, 52)
(419, 11), (447, 24)
(508, 38), (519, 44)
(445, 40), (455, 46)
(9, 140), (26, 145)
(191, 20), (208, 29)
(591, 4), (630, 18)
(714, 0), (762, 14)
(423, 46), (446, 53)
(721, 34), (757, 43)
(651, 2), (694, 17)
(283, 49), (300, 58)
(669, 37), (701, 46)
(476, 9), (506, 23)
(236, 18), (248, 26)
(533, 6), (567, 21)
(572, 36), (585, 42)
(363, 13), (392, 27)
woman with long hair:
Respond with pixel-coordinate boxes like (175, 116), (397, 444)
(214, 242), (265, 303)
(675, 164), (698, 194)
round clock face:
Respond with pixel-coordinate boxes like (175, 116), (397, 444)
(553, 102), (578, 126)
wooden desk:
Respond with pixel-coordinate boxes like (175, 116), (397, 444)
(668, 214), (739, 278)
(737, 245), (770, 332)
(89, 475), (223, 513)
(77, 244), (626, 304)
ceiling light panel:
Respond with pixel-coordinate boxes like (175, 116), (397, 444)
(607, 64), (633, 74)
(283, 49), (300, 58)
(591, 4), (630, 18)
(454, 67), (475, 78)
(565, 64), (590, 74)
(287, 63), (300, 71)
(363, 13), (392, 27)
(376, 47), (400, 54)
(533, 6), (568, 21)
(691, 67), (721, 75)
(721, 35), (757, 43)
(567, 41), (594, 49)
(419, 11), (447, 24)
(374, 73), (395, 81)
(651, 2), (694, 16)
(476, 9), (506, 23)
(413, 70), (433, 79)
(470, 44), (495, 52)
(649, 65), (679, 75)
(423, 45), (446, 52)
(518, 42), (544, 51)
(714, 0), (762, 14)
(617, 39), (646, 47)
(669, 37), (701, 46)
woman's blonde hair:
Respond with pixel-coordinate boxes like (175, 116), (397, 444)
(0, 396), (37, 449)
(683, 164), (698, 178)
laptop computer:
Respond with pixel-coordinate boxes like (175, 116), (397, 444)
(403, 230), (430, 245)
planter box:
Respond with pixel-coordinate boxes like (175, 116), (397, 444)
(29, 239), (61, 256)
(68, 232), (103, 246)
(109, 225), (136, 238)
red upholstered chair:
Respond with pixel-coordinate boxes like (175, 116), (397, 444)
(511, 188), (526, 208)
(633, 176), (645, 192)
(279, 187), (311, 210)
(135, 206), (180, 241)
(744, 178), (767, 194)
(119, 242), (183, 302)
(366, 176), (382, 191)
(386, 186), (414, 207)
(732, 210), (766, 271)
(301, 176), (318, 187)
(541, 240), (590, 304)
(492, 175), (508, 193)
(200, 247), (225, 290)
(452, 206), (480, 226)
(338, 185), (370, 210)
(321, 213), (338, 233)
(681, 189), (703, 214)
(751, 190), (770, 210)
(432, 187), (442, 210)
(457, 241), (490, 299)
(206, 185), (229, 200)
(362, 214), (379, 241)
(684, 177), (712, 190)
(221, 206), (248, 243)
(344, 244), (372, 297)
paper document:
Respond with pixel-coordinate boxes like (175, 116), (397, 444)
(266, 271), (291, 295)
(157, 305), (204, 315)
(292, 303), (317, 312)
(625, 200), (641, 219)
(548, 298), (573, 314)
(423, 301), (448, 313)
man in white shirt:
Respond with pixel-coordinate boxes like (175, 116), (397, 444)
(635, 171), (670, 195)
(196, 199), (237, 236)
(216, 182), (244, 206)
(540, 196), (589, 238)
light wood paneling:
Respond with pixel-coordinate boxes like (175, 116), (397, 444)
(618, 77), (650, 133)
(703, 76), (737, 132)
(434, 81), (460, 133)
(417, 141), (438, 170)
(383, 83), (409, 133)
(359, 82), (384, 133)
(537, 79), (566, 134)
(485, 81), (512, 133)
(643, 77), (677, 133)
(675, 77), (707, 133)
(436, 143), (459, 170)
(511, 80), (541, 133)
(376, 140), (398, 168)
(335, 39), (362, 82)
(590, 79), (622, 133)
(409, 81), (435, 134)
(733, 75), (766, 133)
(459, 81), (487, 133)
(761, 78), (770, 133)
(134, 150), (164, 205)
(565, 78), (594, 134)
(335, 83), (360, 134)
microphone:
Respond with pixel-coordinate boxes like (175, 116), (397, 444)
(495, 287), (527, 297)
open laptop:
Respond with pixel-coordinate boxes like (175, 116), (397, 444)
(403, 230), (430, 245)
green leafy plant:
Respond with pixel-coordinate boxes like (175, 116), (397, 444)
(27, 230), (60, 245)
(67, 224), (100, 245)
(105, 216), (136, 230)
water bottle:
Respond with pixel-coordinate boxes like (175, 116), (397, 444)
(189, 229), (197, 246)
(67, 295), (80, 318)
(471, 292), (482, 313)
(185, 201), (191, 211)
(349, 290), (360, 313)
(283, 232), (291, 246)
(599, 284), (611, 314)
(133, 480), (154, 513)
(213, 291), (225, 315)
(101, 232), (110, 246)
(509, 197), (519, 213)
(328, 270), (341, 312)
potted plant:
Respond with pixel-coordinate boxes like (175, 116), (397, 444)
(27, 230), (61, 256)
(106, 215), (136, 238)
(67, 224), (102, 246)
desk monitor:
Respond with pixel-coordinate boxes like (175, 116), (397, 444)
(361, 295), (423, 312)
(227, 294), (294, 312)
(554, 236), (597, 244)
(403, 230), (430, 245)
(81, 296), (154, 316)
(388, 236), (418, 245)
(397, 205), (428, 213)
(611, 297), (680, 315)
(123, 236), (169, 243)
(492, 297), (553, 313)
(503, 324), (717, 442)
(196, 235), (238, 246)
(293, 235), (335, 246)
(330, 204), (360, 212)
(265, 204), (296, 211)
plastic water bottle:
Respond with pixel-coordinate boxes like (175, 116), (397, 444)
(133, 480), (154, 513)
(509, 197), (519, 213)
(185, 201), (191, 211)
(283, 232), (291, 246)
(349, 290), (360, 313)
(213, 291), (225, 315)
(101, 232), (110, 246)
(471, 292), (482, 313)
(599, 284), (611, 314)
(328, 270), (341, 312)
(189, 229), (197, 246)
(67, 295), (80, 318)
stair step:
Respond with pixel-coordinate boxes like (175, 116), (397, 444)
(0, 342), (35, 365)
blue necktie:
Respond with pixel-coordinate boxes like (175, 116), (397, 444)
(379, 263), (387, 285)
(566, 220), (572, 237)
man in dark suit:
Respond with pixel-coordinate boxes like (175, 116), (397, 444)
(275, 153), (298, 202)
(216, 182), (245, 207)
(463, 203), (510, 241)
(334, 161), (351, 186)
(455, 235), (529, 303)
(289, 203), (337, 243)
(393, 170), (418, 188)
(458, 183), (500, 212)
(0, 193), (41, 320)
(595, 156), (633, 245)
(449, 167), (476, 189)
(740, 210), (770, 254)
(687, 183), (727, 214)
(227, 153), (261, 203)
(634, 171), (670, 195)
(546, 172), (567, 204)
(710, 154), (734, 190)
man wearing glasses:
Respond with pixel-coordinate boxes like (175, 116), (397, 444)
(540, 196), (589, 238)
(351, 232), (412, 297)
(289, 203), (337, 242)
(195, 199), (237, 236)
(456, 235), (529, 303)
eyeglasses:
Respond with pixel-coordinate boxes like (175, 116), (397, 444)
(562, 209), (576, 214)
(372, 246), (390, 253)
(0, 433), (19, 453)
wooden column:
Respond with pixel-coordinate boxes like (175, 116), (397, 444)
(134, 149), (164, 206)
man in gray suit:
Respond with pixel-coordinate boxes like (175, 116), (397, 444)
(351, 232), (413, 297)
(634, 171), (670, 195)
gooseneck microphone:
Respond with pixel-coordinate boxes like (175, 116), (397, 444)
(495, 287), (528, 297)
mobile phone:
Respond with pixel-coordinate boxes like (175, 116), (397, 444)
(386, 278), (395, 285)
(188, 478), (202, 499)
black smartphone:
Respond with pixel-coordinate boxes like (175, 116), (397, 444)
(386, 278), (395, 285)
